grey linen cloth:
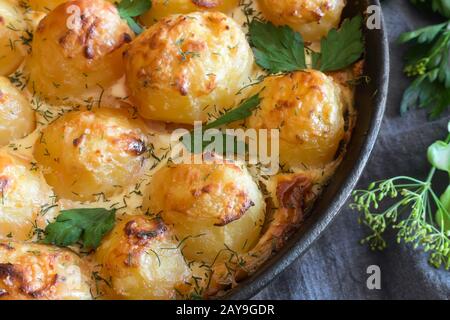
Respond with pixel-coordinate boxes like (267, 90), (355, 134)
(254, 0), (450, 300)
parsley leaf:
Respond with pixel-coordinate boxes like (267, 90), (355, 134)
(249, 17), (364, 74)
(180, 94), (261, 154)
(204, 94), (261, 129)
(117, 0), (152, 34)
(43, 208), (116, 249)
(399, 21), (450, 118)
(313, 15), (365, 72)
(249, 20), (306, 73)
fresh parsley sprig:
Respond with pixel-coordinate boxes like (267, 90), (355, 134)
(249, 21), (307, 73)
(43, 208), (116, 249)
(181, 94), (261, 154)
(249, 16), (364, 74)
(399, 22), (450, 118)
(312, 15), (365, 72)
(351, 123), (450, 270)
(117, 0), (152, 34)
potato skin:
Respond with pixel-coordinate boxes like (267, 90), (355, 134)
(246, 70), (345, 169)
(0, 241), (92, 300)
(125, 12), (254, 124)
(34, 108), (149, 202)
(141, 0), (239, 25)
(0, 151), (55, 241)
(28, 0), (68, 11)
(258, 0), (345, 42)
(0, 77), (35, 147)
(144, 162), (265, 263)
(27, 0), (133, 103)
(29, 0), (117, 12)
(0, 0), (27, 76)
(95, 215), (191, 300)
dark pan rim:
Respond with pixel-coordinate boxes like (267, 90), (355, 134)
(226, 0), (389, 300)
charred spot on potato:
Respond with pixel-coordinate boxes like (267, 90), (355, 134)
(214, 196), (255, 227)
(0, 176), (9, 192)
(0, 263), (17, 280)
(124, 138), (147, 156)
(84, 45), (95, 59)
(191, 0), (220, 8)
(72, 134), (85, 147)
(123, 33), (132, 43)
(124, 218), (166, 241)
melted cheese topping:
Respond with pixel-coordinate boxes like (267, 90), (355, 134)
(0, 0), (358, 300)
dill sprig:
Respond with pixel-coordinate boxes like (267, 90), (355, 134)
(351, 125), (450, 270)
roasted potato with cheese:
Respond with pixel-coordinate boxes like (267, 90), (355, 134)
(34, 108), (149, 202)
(0, 77), (35, 147)
(258, 0), (346, 42)
(0, 241), (92, 300)
(0, 151), (56, 241)
(246, 70), (346, 169)
(95, 215), (191, 300)
(141, 0), (239, 25)
(26, 0), (133, 103)
(0, 0), (27, 76)
(144, 162), (265, 263)
(124, 11), (254, 124)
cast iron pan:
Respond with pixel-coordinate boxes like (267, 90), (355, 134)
(227, 0), (389, 299)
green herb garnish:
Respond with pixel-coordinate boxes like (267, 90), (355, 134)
(351, 122), (450, 270)
(249, 20), (306, 73)
(181, 94), (261, 154)
(117, 0), (152, 35)
(312, 15), (365, 72)
(43, 208), (116, 249)
(399, 21), (450, 118)
(249, 16), (364, 73)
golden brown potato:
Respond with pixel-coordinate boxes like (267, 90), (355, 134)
(246, 70), (346, 169)
(125, 11), (254, 124)
(0, 77), (35, 146)
(0, 151), (56, 241)
(141, 0), (239, 26)
(144, 161), (265, 263)
(0, 0), (27, 76)
(29, 0), (118, 12)
(258, 0), (345, 42)
(28, 0), (68, 11)
(0, 241), (92, 300)
(26, 0), (133, 103)
(95, 215), (191, 300)
(34, 108), (149, 202)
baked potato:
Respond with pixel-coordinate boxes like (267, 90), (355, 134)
(0, 77), (35, 147)
(124, 11), (254, 124)
(0, 241), (92, 300)
(246, 70), (346, 169)
(0, 0), (27, 76)
(95, 215), (191, 300)
(26, 0), (133, 103)
(0, 150), (56, 241)
(143, 161), (265, 263)
(141, 0), (239, 26)
(258, 0), (346, 42)
(33, 108), (149, 202)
